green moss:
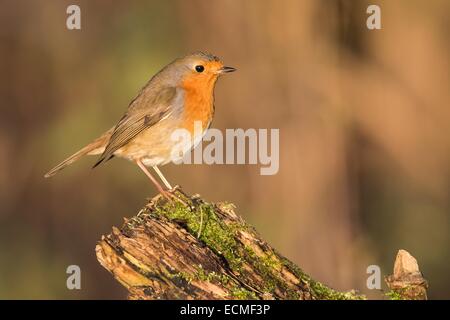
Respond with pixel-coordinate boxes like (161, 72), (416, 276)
(195, 265), (231, 285)
(149, 195), (245, 272)
(170, 271), (195, 283)
(170, 264), (257, 299)
(385, 286), (425, 300)
(309, 279), (363, 300)
(243, 246), (281, 293)
(133, 193), (366, 300)
(230, 287), (259, 300)
(385, 290), (403, 300)
(158, 199), (290, 297)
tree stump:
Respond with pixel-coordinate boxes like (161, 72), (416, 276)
(95, 188), (427, 300)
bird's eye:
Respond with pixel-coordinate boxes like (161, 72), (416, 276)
(195, 65), (205, 73)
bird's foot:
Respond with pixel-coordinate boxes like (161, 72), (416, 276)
(160, 188), (189, 207)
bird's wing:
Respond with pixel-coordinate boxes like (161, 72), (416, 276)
(93, 86), (178, 167)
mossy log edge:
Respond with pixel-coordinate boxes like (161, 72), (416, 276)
(95, 188), (426, 300)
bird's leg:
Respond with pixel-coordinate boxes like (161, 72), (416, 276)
(136, 159), (172, 201)
(152, 165), (188, 206)
(152, 166), (173, 190)
(136, 160), (187, 205)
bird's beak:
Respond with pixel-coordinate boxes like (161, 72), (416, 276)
(218, 66), (236, 74)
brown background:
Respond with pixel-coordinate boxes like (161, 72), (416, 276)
(0, 0), (449, 299)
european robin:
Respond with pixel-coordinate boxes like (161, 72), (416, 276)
(45, 52), (236, 199)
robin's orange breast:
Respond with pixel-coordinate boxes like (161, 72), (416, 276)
(181, 72), (217, 134)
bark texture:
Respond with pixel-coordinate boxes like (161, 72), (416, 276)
(95, 188), (426, 300)
(385, 250), (428, 300)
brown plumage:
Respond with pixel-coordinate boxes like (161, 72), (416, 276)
(45, 52), (236, 198)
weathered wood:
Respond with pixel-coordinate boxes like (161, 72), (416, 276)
(95, 188), (426, 300)
(385, 249), (428, 300)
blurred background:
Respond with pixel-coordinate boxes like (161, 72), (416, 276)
(0, 0), (449, 299)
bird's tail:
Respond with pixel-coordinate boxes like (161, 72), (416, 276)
(44, 132), (111, 178)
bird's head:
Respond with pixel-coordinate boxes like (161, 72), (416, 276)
(171, 52), (236, 91)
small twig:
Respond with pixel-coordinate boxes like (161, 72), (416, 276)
(197, 206), (204, 238)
